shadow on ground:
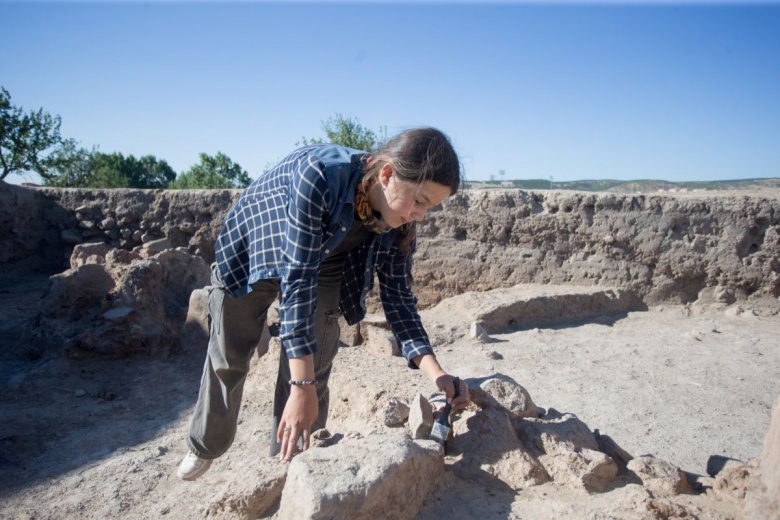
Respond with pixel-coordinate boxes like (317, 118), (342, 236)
(0, 272), (205, 497)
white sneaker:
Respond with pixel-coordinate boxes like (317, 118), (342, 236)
(177, 452), (212, 481)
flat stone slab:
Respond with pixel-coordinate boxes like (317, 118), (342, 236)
(422, 284), (643, 335)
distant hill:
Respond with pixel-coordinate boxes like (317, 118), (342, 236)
(466, 178), (780, 193)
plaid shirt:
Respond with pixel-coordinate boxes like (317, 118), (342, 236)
(214, 144), (432, 368)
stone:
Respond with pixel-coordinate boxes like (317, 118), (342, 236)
(469, 320), (490, 341)
(713, 462), (754, 500)
(408, 393), (433, 439)
(205, 455), (288, 520)
(469, 375), (540, 420)
(627, 455), (693, 496)
(70, 241), (110, 269)
(104, 248), (142, 269)
(544, 447), (618, 492)
(362, 324), (400, 357)
(517, 409), (618, 491)
(99, 217), (116, 230)
(277, 434), (443, 520)
(377, 397), (410, 427)
(310, 429), (342, 448)
(44, 264), (116, 317)
(448, 408), (549, 490)
(138, 237), (173, 256)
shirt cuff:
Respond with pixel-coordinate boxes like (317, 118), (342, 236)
(282, 336), (318, 359)
(401, 340), (434, 369)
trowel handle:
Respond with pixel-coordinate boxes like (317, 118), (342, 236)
(451, 377), (461, 401)
(441, 377), (461, 425)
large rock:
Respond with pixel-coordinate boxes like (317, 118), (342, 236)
(468, 375), (540, 420)
(448, 408), (549, 490)
(31, 243), (210, 357)
(377, 397), (410, 427)
(517, 409), (619, 492)
(204, 455), (288, 519)
(43, 263), (116, 317)
(627, 455), (693, 496)
(408, 393), (434, 439)
(277, 434), (443, 520)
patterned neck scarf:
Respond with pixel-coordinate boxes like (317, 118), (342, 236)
(354, 180), (391, 234)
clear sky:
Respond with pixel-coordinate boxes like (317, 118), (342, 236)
(2, 1), (779, 184)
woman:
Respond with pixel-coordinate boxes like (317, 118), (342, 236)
(178, 127), (471, 480)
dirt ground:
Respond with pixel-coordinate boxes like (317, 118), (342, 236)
(1, 274), (779, 519)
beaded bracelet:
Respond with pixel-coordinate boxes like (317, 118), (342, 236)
(289, 379), (317, 386)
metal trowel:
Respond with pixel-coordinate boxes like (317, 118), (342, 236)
(430, 377), (461, 449)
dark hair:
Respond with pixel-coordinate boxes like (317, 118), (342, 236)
(362, 127), (461, 194)
(362, 127), (462, 257)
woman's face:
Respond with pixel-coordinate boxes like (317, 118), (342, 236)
(369, 163), (452, 229)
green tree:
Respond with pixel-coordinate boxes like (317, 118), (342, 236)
(40, 138), (96, 187)
(43, 150), (176, 188)
(82, 152), (176, 189)
(170, 152), (251, 189)
(0, 86), (63, 182)
(299, 114), (383, 152)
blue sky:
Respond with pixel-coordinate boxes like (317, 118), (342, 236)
(2, 1), (779, 184)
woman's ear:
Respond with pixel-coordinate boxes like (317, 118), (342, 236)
(379, 163), (394, 187)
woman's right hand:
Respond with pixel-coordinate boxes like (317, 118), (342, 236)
(277, 384), (318, 461)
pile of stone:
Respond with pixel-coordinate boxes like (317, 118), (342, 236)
(204, 372), (780, 519)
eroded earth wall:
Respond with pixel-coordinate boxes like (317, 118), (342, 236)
(2, 182), (778, 307)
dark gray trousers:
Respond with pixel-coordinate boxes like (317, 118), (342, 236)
(186, 264), (342, 459)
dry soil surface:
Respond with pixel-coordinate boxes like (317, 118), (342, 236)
(1, 275), (779, 519)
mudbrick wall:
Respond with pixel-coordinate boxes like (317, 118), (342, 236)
(1, 182), (778, 307)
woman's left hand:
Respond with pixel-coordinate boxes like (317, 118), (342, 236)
(277, 384), (318, 461)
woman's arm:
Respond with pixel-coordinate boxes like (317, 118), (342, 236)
(378, 240), (471, 410)
(276, 155), (330, 460)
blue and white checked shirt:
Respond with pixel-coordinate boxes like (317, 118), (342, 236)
(214, 144), (432, 368)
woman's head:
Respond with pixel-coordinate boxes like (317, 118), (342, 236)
(363, 127), (462, 230)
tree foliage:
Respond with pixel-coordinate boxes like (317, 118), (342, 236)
(170, 152), (251, 189)
(299, 114), (385, 152)
(0, 86), (64, 181)
(40, 139), (96, 187)
(43, 150), (176, 188)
